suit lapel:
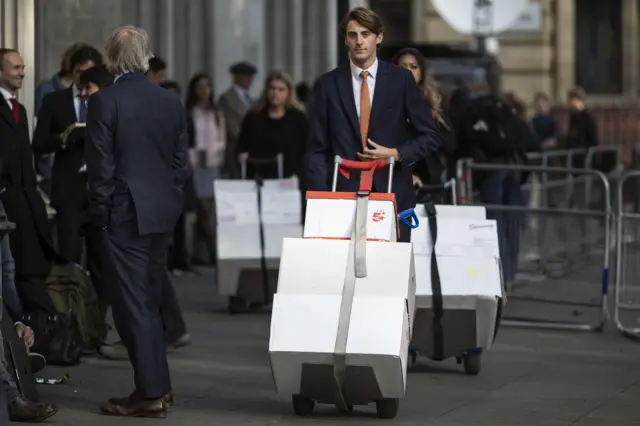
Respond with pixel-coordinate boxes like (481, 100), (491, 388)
(0, 101), (16, 130)
(63, 88), (77, 123)
(228, 90), (247, 116)
(336, 64), (360, 141)
(369, 61), (390, 134)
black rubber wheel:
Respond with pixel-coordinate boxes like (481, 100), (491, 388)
(375, 398), (399, 419)
(463, 352), (482, 375)
(292, 395), (315, 416)
(228, 296), (249, 314)
(409, 350), (417, 366)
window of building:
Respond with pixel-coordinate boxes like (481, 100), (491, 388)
(574, 0), (622, 94)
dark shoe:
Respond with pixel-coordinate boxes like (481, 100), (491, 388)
(28, 352), (46, 374)
(9, 396), (59, 422)
(99, 341), (129, 360)
(110, 392), (173, 408)
(167, 333), (191, 350)
(100, 395), (167, 418)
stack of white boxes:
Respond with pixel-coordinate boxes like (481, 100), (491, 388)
(410, 204), (504, 363)
(214, 178), (302, 298)
(269, 190), (416, 405)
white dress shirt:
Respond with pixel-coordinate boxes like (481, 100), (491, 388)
(233, 85), (253, 109)
(0, 86), (16, 110)
(350, 58), (378, 122)
(72, 85), (83, 121)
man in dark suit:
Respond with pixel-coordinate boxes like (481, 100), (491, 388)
(0, 49), (60, 315)
(33, 45), (103, 264)
(306, 7), (440, 242)
(85, 26), (188, 418)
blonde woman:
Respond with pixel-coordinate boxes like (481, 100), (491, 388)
(237, 70), (308, 179)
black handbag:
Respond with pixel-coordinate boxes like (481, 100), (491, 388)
(21, 310), (83, 366)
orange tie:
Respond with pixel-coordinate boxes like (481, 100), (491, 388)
(359, 70), (371, 151)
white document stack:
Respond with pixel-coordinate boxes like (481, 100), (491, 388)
(269, 192), (416, 404)
(214, 178), (302, 296)
(410, 204), (504, 361)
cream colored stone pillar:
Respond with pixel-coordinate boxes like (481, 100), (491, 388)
(622, 0), (639, 97)
(1, 0), (35, 134)
(553, 0), (575, 102)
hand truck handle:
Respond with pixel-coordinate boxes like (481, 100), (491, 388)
(331, 155), (396, 192)
(240, 153), (284, 180)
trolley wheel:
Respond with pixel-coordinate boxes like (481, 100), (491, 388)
(292, 395), (315, 416)
(375, 398), (399, 419)
(463, 352), (482, 375)
(409, 350), (418, 366)
(228, 296), (249, 314)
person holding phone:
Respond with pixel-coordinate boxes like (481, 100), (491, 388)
(33, 45), (103, 264)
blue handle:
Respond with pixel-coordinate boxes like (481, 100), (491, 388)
(398, 208), (419, 229)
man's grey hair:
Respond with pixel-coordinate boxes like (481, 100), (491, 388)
(104, 26), (153, 75)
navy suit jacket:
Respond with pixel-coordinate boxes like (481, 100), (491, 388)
(305, 61), (440, 213)
(85, 72), (189, 235)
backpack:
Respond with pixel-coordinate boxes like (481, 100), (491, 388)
(461, 94), (524, 161)
(45, 262), (106, 349)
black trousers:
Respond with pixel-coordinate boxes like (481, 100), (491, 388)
(103, 209), (172, 398)
(56, 205), (85, 263)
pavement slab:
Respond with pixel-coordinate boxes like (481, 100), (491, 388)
(26, 267), (640, 426)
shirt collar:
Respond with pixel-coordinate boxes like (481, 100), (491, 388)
(72, 84), (81, 97)
(114, 70), (133, 83)
(0, 87), (15, 102)
(350, 58), (378, 80)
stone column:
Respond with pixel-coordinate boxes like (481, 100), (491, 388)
(553, 0), (575, 102)
(212, 0), (266, 99)
(622, 0), (639, 97)
(1, 0), (36, 133)
(412, 0), (426, 41)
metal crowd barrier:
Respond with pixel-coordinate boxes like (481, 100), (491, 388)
(457, 162), (611, 332)
(614, 171), (640, 341)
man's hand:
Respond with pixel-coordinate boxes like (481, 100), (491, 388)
(412, 174), (423, 188)
(61, 122), (79, 145)
(357, 139), (400, 162)
(15, 323), (34, 351)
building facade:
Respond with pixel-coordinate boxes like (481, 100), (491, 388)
(407, 0), (639, 105)
(1, 0), (365, 130)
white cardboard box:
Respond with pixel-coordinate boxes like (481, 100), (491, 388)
(304, 193), (398, 242)
(214, 178), (302, 297)
(276, 238), (415, 325)
(269, 237), (416, 401)
(409, 215), (503, 359)
(413, 204), (487, 220)
(269, 293), (410, 399)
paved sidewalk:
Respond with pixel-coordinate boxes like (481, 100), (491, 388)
(30, 268), (640, 426)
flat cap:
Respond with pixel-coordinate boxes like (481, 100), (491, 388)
(229, 61), (257, 75)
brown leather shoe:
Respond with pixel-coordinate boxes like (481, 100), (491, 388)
(109, 392), (173, 408)
(9, 396), (59, 422)
(100, 395), (166, 418)
(99, 341), (129, 360)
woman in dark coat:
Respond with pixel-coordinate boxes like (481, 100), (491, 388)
(393, 48), (455, 202)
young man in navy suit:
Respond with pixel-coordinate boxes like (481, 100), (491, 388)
(306, 7), (440, 242)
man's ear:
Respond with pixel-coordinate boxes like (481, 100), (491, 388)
(376, 32), (384, 45)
